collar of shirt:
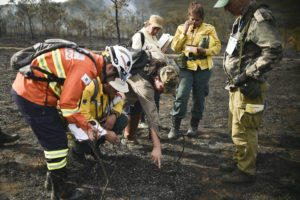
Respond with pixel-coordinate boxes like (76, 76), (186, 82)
(241, 0), (256, 16)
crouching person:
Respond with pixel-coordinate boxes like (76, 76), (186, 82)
(11, 42), (132, 200)
(69, 76), (129, 161)
(123, 60), (179, 169)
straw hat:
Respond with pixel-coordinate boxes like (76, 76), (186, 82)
(144, 15), (164, 29)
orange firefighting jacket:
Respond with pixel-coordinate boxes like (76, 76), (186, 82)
(12, 48), (104, 131)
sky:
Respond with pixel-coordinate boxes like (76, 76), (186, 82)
(0, 0), (68, 5)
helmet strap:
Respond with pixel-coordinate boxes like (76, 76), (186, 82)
(100, 56), (108, 84)
(101, 56), (119, 84)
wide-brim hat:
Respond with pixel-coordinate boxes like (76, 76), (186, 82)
(214, 0), (229, 8)
(108, 78), (129, 93)
(144, 15), (164, 29)
(160, 66), (179, 96)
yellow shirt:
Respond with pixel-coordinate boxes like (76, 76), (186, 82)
(171, 23), (221, 70)
(79, 77), (123, 121)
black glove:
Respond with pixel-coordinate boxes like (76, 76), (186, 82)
(233, 72), (248, 87)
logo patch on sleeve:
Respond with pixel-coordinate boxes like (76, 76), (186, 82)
(65, 49), (85, 61)
(81, 73), (91, 85)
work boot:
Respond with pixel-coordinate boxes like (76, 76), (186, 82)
(219, 160), (237, 172)
(121, 138), (140, 150)
(186, 118), (200, 137)
(138, 112), (148, 129)
(49, 168), (88, 200)
(0, 128), (20, 144)
(221, 168), (255, 184)
(168, 117), (181, 139)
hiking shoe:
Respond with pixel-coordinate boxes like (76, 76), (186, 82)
(121, 138), (140, 150)
(138, 122), (148, 129)
(219, 160), (237, 172)
(0, 132), (20, 144)
(168, 128), (179, 139)
(121, 138), (138, 145)
(221, 169), (255, 183)
(186, 127), (199, 137)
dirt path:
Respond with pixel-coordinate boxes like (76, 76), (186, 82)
(0, 44), (300, 200)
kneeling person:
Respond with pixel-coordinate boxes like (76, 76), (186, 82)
(69, 76), (129, 161)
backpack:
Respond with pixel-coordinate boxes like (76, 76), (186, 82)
(10, 38), (97, 85)
(129, 48), (152, 76)
(127, 31), (145, 49)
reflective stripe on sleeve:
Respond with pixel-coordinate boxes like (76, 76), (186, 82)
(60, 107), (80, 117)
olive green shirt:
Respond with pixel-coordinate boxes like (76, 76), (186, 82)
(224, 3), (282, 87)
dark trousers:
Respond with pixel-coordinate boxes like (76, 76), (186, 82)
(171, 68), (211, 120)
(11, 88), (67, 151)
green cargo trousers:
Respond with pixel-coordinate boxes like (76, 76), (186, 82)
(228, 82), (269, 175)
(171, 67), (212, 119)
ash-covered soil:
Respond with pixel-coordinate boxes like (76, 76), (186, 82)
(0, 38), (300, 200)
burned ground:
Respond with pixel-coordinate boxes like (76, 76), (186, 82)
(0, 38), (300, 200)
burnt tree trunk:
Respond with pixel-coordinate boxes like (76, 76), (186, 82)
(114, 2), (121, 43)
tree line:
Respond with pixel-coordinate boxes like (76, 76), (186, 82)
(0, 0), (299, 52)
(0, 0), (139, 43)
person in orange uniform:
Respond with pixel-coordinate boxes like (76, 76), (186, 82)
(11, 44), (132, 200)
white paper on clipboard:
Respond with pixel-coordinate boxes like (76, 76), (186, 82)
(68, 124), (89, 141)
(158, 33), (174, 49)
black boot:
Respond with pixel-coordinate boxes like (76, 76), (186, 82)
(0, 128), (19, 144)
(186, 118), (200, 137)
(168, 117), (181, 139)
(49, 168), (88, 200)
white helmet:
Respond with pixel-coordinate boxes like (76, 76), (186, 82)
(106, 45), (133, 82)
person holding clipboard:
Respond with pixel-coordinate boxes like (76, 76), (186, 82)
(168, 1), (221, 139)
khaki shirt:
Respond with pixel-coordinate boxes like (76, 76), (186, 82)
(123, 74), (160, 137)
(132, 27), (167, 62)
